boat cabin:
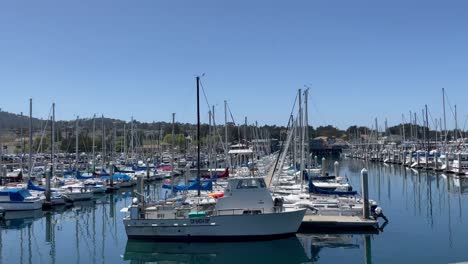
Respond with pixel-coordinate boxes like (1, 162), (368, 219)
(215, 177), (275, 214)
(228, 144), (254, 169)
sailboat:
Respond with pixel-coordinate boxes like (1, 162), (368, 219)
(123, 76), (306, 241)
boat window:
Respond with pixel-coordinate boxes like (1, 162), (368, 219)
(236, 179), (266, 189)
(243, 210), (262, 215)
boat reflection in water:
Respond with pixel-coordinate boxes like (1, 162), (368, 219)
(124, 236), (310, 264)
(0, 209), (44, 229)
(297, 233), (360, 262)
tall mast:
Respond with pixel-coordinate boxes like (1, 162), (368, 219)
(422, 109), (426, 150)
(28, 98), (32, 181)
(123, 123), (127, 162)
(304, 88), (310, 168)
(455, 104), (458, 142)
(299, 89), (305, 189)
(20, 112), (24, 173)
(409, 111), (413, 142)
(171, 113), (175, 194)
(52, 103), (55, 177)
(425, 105), (429, 152)
(224, 100), (229, 168)
(401, 114), (406, 142)
(414, 112), (417, 143)
(47, 103), (55, 203)
(197, 76), (201, 196)
(212, 105), (218, 170)
(443, 88), (447, 148)
(101, 115), (105, 167)
(385, 118), (388, 137)
(131, 116), (134, 161)
(113, 122), (117, 161)
(244, 116), (248, 145)
(75, 116), (79, 171)
(92, 114), (96, 171)
(375, 118), (379, 145)
(208, 110), (212, 175)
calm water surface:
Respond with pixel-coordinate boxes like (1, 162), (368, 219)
(1, 159), (468, 263)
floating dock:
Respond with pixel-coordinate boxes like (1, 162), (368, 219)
(299, 215), (379, 233)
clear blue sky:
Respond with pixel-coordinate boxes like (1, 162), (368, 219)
(1, 0), (467, 130)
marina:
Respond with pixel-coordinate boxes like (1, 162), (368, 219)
(2, 1), (468, 263)
(2, 159), (468, 263)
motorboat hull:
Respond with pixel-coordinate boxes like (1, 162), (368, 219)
(124, 209), (305, 241)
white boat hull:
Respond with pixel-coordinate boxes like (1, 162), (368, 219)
(62, 192), (93, 202)
(124, 209), (305, 241)
(0, 200), (43, 211)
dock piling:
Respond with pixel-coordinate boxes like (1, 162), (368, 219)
(445, 152), (449, 172)
(334, 161), (339, 177)
(136, 174), (144, 204)
(458, 153), (462, 175)
(321, 157), (326, 176)
(109, 162), (114, 188)
(0, 165), (6, 186)
(361, 168), (369, 219)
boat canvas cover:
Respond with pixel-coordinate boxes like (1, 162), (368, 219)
(308, 181), (357, 196)
(27, 180), (56, 192)
(100, 174), (132, 181)
(162, 180), (213, 192)
(76, 172), (95, 180)
(0, 189), (33, 202)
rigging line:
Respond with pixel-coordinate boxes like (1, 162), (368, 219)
(462, 115), (468, 132)
(226, 103), (236, 126)
(33, 106), (53, 166)
(269, 93), (299, 187)
(427, 109), (438, 129)
(444, 90), (458, 121)
(198, 78), (211, 110)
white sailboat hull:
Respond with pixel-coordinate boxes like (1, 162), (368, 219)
(62, 192), (93, 202)
(0, 200), (43, 211)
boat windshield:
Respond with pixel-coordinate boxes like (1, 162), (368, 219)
(236, 178), (266, 189)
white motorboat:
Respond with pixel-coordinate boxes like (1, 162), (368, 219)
(59, 186), (93, 202)
(123, 176), (306, 241)
(0, 188), (43, 211)
(84, 179), (107, 194)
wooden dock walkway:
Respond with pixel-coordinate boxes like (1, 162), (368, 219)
(300, 215), (379, 233)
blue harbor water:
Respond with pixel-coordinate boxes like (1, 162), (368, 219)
(2, 158), (468, 263)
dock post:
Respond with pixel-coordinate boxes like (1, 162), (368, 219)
(458, 153), (462, 174)
(445, 152), (449, 171)
(109, 162), (114, 188)
(146, 158), (150, 180)
(321, 157), (326, 176)
(334, 161), (339, 177)
(416, 151), (420, 168)
(136, 174), (145, 205)
(0, 165), (5, 186)
(425, 151), (429, 170)
(361, 168), (369, 219)
(46, 165), (52, 202)
(314, 156), (318, 168)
